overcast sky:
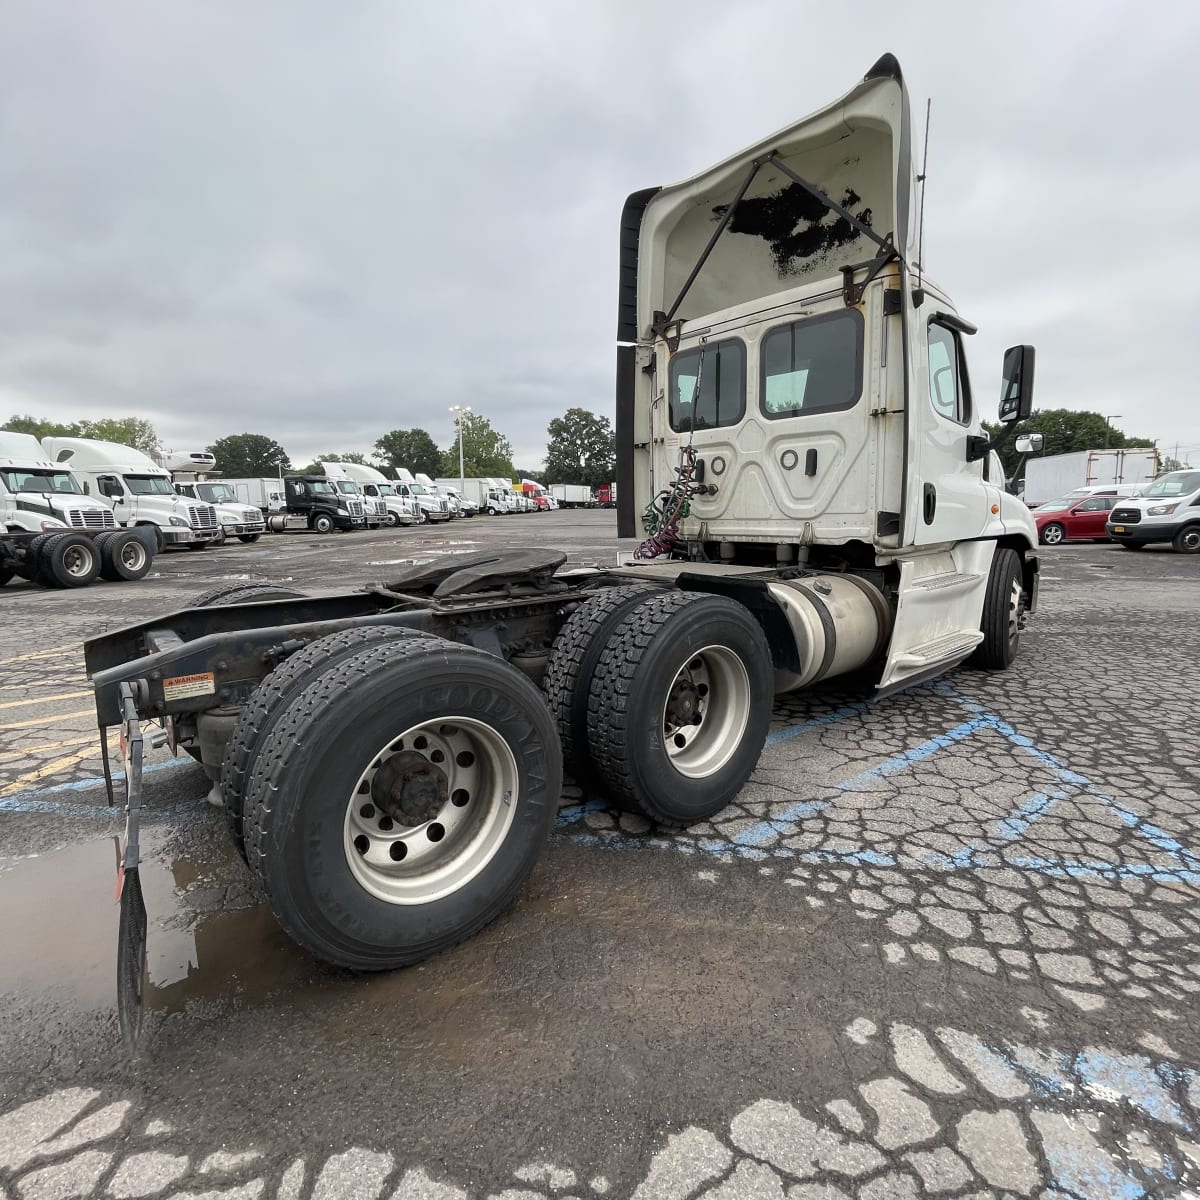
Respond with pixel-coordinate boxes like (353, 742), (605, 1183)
(1, 1), (1198, 468)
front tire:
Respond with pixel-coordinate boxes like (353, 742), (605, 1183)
(969, 547), (1023, 670)
(1173, 525), (1200, 554)
(385, 511), (399, 528)
(310, 512), (335, 535)
(242, 639), (562, 970)
(238, 533), (261, 544)
(584, 591), (773, 826)
(1040, 523), (1064, 546)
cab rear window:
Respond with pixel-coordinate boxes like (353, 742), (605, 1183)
(669, 339), (746, 432)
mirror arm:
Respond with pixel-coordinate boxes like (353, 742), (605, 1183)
(967, 420), (1020, 464)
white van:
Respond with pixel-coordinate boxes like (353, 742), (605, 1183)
(0, 432), (118, 533)
(42, 438), (219, 549)
(1107, 470), (1200, 553)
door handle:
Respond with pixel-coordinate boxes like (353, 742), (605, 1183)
(923, 483), (937, 525)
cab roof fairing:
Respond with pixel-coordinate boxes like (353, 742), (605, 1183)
(618, 54), (917, 346)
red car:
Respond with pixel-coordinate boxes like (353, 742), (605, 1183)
(1034, 494), (1118, 545)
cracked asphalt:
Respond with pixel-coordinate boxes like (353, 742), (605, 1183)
(1, 512), (1198, 1199)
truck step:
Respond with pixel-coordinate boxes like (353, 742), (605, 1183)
(892, 629), (983, 668)
(909, 571), (983, 593)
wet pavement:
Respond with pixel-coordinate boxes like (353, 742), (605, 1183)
(1, 513), (1198, 1199)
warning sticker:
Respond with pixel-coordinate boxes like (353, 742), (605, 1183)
(162, 672), (216, 702)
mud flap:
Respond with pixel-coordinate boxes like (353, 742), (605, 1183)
(114, 682), (147, 1049)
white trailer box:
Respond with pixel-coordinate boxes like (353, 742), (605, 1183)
(1023, 448), (1159, 506)
(219, 478), (288, 513)
(42, 437), (219, 548)
(550, 484), (593, 508)
(0, 431), (119, 533)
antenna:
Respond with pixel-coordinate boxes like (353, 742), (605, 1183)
(916, 98), (932, 289)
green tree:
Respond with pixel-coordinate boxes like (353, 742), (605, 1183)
(373, 428), (442, 477)
(75, 417), (158, 454)
(3, 414), (82, 439)
(439, 412), (514, 478)
(986, 409), (1158, 481)
(209, 433), (291, 477)
(543, 407), (615, 488)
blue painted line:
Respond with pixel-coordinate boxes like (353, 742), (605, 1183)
(0, 759), (191, 813)
(1108, 803), (1200, 876)
(764, 700), (870, 746)
(836, 716), (988, 790)
(995, 789), (1063, 842)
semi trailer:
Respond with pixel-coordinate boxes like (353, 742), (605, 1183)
(83, 55), (1040, 1042)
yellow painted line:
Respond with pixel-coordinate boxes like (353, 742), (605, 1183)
(0, 732), (116, 763)
(0, 747), (103, 797)
(0, 690), (91, 711)
(0, 708), (95, 731)
(0, 644), (79, 666)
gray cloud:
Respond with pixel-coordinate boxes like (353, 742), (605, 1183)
(2, 0), (1198, 468)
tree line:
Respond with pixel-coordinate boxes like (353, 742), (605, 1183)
(2, 408), (619, 487)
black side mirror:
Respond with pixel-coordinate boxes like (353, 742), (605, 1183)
(999, 345), (1035, 423)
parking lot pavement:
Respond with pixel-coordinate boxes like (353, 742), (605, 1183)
(1, 519), (1198, 1199)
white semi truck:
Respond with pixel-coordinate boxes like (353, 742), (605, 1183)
(393, 468), (451, 522)
(173, 481), (268, 543)
(42, 438), (220, 550)
(317, 463), (388, 528)
(0, 431), (118, 534)
(322, 462), (418, 526)
(84, 56), (1042, 1040)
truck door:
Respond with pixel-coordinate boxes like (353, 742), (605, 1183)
(909, 320), (988, 545)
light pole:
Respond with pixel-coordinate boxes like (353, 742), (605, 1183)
(1105, 413), (1122, 449)
(449, 405), (471, 493)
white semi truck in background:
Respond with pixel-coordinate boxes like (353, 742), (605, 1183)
(393, 469), (451, 522)
(322, 462), (417, 526)
(1021, 447), (1159, 507)
(0, 432), (119, 534)
(216, 478), (288, 515)
(42, 438), (220, 550)
(86, 56), (1045, 1040)
(317, 463), (388, 527)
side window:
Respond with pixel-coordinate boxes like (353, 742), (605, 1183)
(928, 323), (970, 425)
(1077, 497), (1108, 512)
(668, 339), (745, 432)
(760, 310), (864, 418)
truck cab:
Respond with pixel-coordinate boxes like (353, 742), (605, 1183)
(393, 469), (450, 522)
(325, 462), (417, 527)
(283, 475), (366, 532)
(173, 481), (267, 543)
(617, 52), (1038, 691)
(0, 432), (118, 533)
(42, 437), (218, 549)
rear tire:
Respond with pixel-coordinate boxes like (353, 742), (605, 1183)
(1172, 525), (1200, 554)
(585, 591), (773, 826)
(543, 586), (655, 781)
(969, 547), (1023, 670)
(40, 533), (101, 588)
(242, 639), (562, 970)
(100, 530), (154, 582)
(221, 625), (436, 858)
(186, 582), (306, 608)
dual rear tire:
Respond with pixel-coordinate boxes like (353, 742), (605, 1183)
(226, 629), (561, 971)
(544, 589), (774, 826)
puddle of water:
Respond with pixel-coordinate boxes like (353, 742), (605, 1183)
(0, 833), (317, 1014)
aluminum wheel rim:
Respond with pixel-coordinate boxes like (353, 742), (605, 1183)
(661, 644), (751, 779)
(343, 716), (518, 905)
(120, 540), (147, 571)
(63, 544), (94, 578)
(1042, 524), (1063, 545)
